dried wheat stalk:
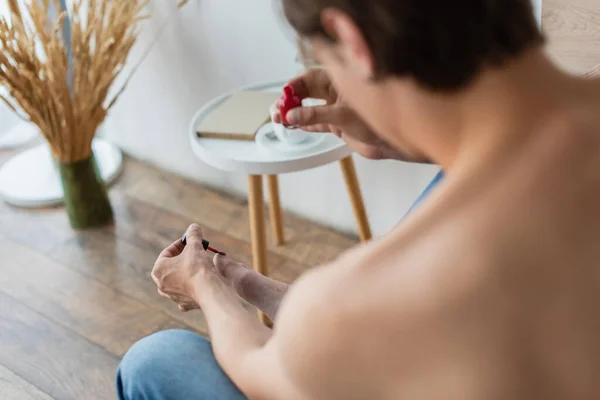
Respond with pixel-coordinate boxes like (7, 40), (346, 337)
(0, 0), (148, 162)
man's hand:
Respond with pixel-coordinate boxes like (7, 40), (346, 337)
(274, 69), (430, 162)
(151, 224), (216, 312)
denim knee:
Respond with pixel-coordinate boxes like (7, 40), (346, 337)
(116, 329), (245, 400)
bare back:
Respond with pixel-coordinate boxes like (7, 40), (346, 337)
(276, 92), (600, 400)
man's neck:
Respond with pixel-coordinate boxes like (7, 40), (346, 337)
(387, 49), (578, 172)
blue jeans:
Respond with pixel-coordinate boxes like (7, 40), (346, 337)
(116, 171), (445, 400)
(117, 329), (246, 400)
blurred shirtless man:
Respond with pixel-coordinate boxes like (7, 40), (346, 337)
(118, 1), (600, 399)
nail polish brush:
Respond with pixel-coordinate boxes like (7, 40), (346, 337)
(181, 233), (226, 255)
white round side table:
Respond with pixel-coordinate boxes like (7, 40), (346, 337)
(189, 80), (372, 320)
(0, 122), (39, 150)
(0, 86), (39, 149)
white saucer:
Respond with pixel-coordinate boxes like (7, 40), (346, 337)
(255, 123), (327, 155)
(0, 138), (123, 208)
(0, 122), (39, 149)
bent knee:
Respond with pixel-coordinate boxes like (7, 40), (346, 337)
(117, 329), (210, 399)
(117, 329), (245, 400)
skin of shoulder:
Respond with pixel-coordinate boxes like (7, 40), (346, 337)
(263, 108), (600, 399)
(266, 206), (515, 400)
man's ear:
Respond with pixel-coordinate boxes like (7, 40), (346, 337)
(320, 8), (376, 81)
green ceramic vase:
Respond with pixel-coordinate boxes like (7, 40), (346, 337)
(56, 154), (114, 229)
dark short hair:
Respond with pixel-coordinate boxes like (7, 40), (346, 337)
(282, 0), (545, 91)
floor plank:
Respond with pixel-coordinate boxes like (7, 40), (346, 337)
(0, 292), (119, 400)
(0, 236), (189, 357)
(48, 224), (210, 335)
(0, 202), (77, 254)
(0, 364), (54, 400)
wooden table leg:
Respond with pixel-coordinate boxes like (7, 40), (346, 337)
(266, 175), (285, 246)
(248, 175), (270, 325)
(339, 156), (372, 242)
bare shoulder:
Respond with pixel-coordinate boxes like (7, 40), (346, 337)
(269, 242), (409, 399)
(270, 229), (495, 399)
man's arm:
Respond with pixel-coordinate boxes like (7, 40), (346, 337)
(154, 224), (398, 399)
(214, 256), (290, 321)
(196, 263), (380, 400)
(194, 268), (309, 399)
(152, 226), (302, 398)
(152, 224), (372, 399)
(194, 271), (273, 385)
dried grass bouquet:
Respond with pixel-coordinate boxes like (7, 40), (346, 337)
(0, 0), (156, 228)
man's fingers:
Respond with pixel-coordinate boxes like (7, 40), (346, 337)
(213, 253), (231, 270)
(287, 75), (311, 98)
(287, 105), (348, 127)
(273, 108), (332, 134)
(159, 239), (185, 259)
(299, 123), (334, 134)
(288, 69), (336, 102)
(185, 223), (204, 248)
(156, 286), (194, 311)
(151, 271), (160, 286)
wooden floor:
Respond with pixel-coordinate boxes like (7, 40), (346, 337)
(0, 149), (358, 400)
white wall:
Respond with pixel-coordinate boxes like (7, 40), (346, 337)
(103, 0), (542, 237)
(0, 90), (19, 133)
(533, 0), (543, 27)
(0, 4), (20, 134)
(103, 0), (439, 237)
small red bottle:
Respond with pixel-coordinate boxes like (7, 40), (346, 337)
(276, 84), (303, 126)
